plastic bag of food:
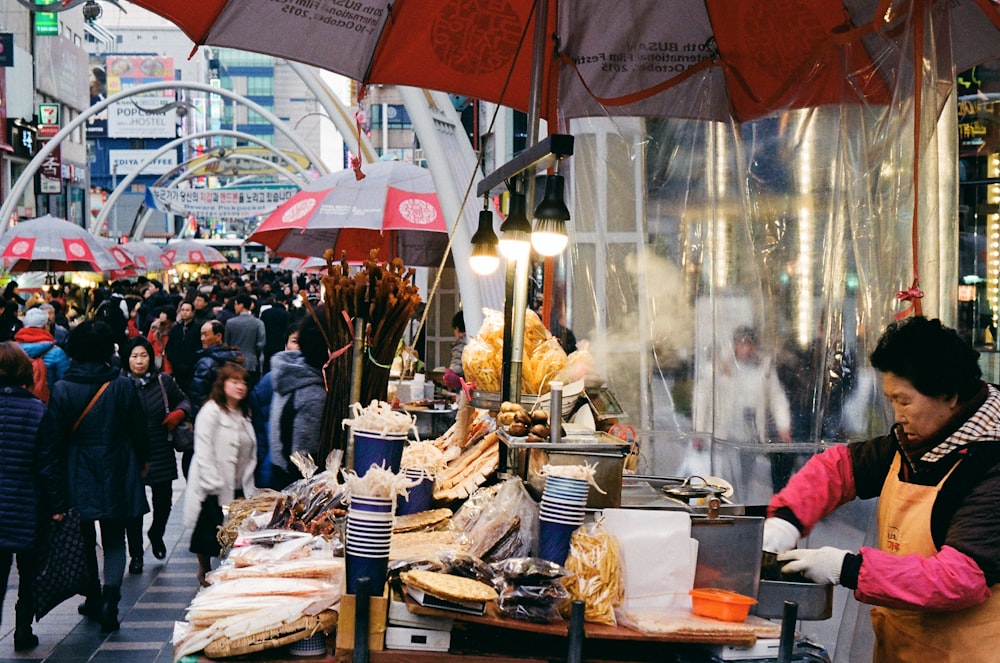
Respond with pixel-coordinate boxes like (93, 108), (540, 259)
(490, 557), (572, 623)
(561, 520), (625, 626)
(555, 341), (601, 385)
(523, 336), (568, 396)
(460, 478), (538, 562)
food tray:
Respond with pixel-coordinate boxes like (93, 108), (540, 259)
(470, 379), (583, 417)
(689, 589), (757, 623)
(755, 579), (833, 620)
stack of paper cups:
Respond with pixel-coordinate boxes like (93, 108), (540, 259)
(345, 496), (394, 595)
(352, 428), (409, 475)
(396, 468), (434, 515)
(538, 475), (589, 564)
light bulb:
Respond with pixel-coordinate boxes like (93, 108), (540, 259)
(498, 192), (532, 261)
(531, 174), (570, 256)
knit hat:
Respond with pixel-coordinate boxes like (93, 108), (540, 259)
(22, 307), (49, 329)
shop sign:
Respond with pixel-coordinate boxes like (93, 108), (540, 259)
(7, 119), (36, 158)
(39, 145), (61, 194)
(38, 103), (59, 138)
(0, 34), (13, 68)
(34, 4), (59, 37)
(109, 149), (178, 176)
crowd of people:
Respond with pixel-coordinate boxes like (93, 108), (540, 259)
(0, 267), (327, 645)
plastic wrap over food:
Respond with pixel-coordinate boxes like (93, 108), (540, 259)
(561, 521), (625, 626)
(489, 557), (572, 623)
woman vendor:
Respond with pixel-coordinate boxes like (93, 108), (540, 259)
(763, 316), (1000, 662)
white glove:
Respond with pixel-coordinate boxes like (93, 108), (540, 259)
(762, 517), (800, 554)
(777, 546), (850, 585)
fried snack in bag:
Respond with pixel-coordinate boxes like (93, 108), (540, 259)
(523, 336), (569, 396)
(561, 521), (625, 626)
(463, 335), (501, 392)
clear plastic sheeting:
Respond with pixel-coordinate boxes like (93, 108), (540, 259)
(562, 0), (963, 503)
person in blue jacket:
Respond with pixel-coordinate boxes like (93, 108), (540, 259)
(14, 306), (70, 399)
(0, 342), (64, 651)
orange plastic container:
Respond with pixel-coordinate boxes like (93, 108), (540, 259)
(689, 588), (757, 622)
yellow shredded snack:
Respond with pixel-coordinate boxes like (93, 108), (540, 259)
(561, 522), (625, 626)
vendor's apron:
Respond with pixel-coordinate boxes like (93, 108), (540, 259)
(870, 454), (1000, 663)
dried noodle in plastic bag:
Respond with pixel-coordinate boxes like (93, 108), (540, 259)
(561, 521), (624, 626)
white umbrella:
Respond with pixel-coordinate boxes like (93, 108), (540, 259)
(162, 239), (228, 266)
(0, 215), (121, 274)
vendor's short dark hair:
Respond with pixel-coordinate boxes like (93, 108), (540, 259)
(67, 319), (115, 363)
(297, 311), (329, 370)
(870, 316), (981, 401)
(452, 311), (465, 333)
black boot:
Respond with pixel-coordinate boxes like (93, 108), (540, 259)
(99, 585), (120, 633)
(78, 590), (101, 619)
(13, 605), (37, 651)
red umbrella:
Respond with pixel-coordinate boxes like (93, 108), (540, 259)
(249, 161), (450, 266)
(0, 215), (119, 274)
(127, 0), (999, 123)
(162, 239), (228, 267)
(122, 240), (174, 273)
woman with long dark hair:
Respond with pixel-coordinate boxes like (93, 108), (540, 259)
(183, 362), (256, 586)
(122, 336), (190, 573)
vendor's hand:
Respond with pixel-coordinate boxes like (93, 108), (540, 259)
(762, 517), (800, 554)
(162, 409), (186, 430)
(52, 513), (65, 522)
(777, 546), (850, 585)
(442, 368), (462, 391)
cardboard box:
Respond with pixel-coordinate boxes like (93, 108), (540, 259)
(385, 625), (452, 652)
(335, 593), (388, 653)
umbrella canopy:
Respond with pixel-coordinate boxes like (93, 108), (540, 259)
(0, 215), (119, 274)
(94, 237), (140, 279)
(249, 161), (450, 266)
(129, 0), (999, 123)
(162, 239), (228, 266)
(277, 256), (327, 273)
(123, 240), (174, 273)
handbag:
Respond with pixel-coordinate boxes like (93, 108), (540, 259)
(33, 508), (94, 619)
(159, 374), (194, 453)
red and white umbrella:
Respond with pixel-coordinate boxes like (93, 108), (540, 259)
(0, 215), (118, 273)
(123, 240), (174, 273)
(162, 239), (228, 267)
(249, 161), (450, 266)
(95, 237), (140, 279)
(277, 256), (327, 273)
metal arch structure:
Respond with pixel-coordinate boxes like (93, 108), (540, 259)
(90, 128), (312, 236)
(0, 80), (330, 228)
(129, 150), (310, 240)
(286, 62), (379, 166)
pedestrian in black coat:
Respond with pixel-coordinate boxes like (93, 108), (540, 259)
(40, 320), (148, 633)
(122, 337), (190, 574)
(0, 342), (64, 651)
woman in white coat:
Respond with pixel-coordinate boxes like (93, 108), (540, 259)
(184, 361), (256, 586)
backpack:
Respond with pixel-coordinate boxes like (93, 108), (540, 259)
(30, 345), (54, 403)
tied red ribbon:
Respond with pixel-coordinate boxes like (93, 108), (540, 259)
(894, 281), (924, 320)
(322, 310), (357, 392)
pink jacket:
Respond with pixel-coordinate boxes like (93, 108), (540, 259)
(768, 444), (991, 610)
